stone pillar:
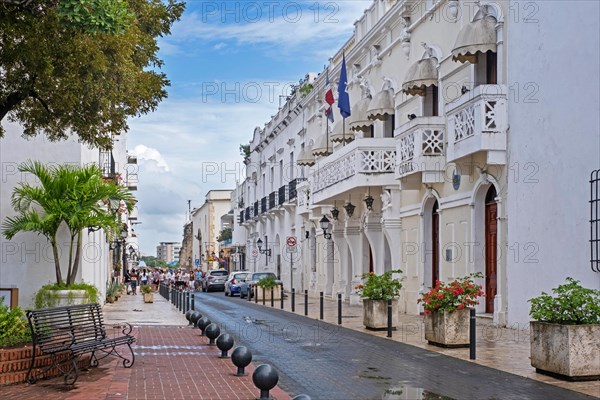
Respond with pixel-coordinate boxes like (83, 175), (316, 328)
(332, 221), (349, 298)
(344, 218), (364, 305)
(363, 213), (385, 275)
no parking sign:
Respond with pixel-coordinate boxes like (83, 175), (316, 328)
(286, 236), (297, 253)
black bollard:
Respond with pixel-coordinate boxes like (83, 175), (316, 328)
(190, 311), (202, 327)
(387, 299), (393, 338)
(320, 292), (324, 320)
(280, 286), (284, 309)
(304, 290), (308, 316)
(262, 287), (265, 305)
(191, 294), (195, 311)
(185, 292), (190, 314)
(205, 323), (220, 346)
(216, 333), (234, 358)
(252, 364), (279, 400)
(292, 395), (312, 400)
(271, 287), (274, 307)
(291, 288), (295, 312)
(255, 286), (258, 304)
(247, 287), (251, 302)
(470, 308), (476, 360)
(231, 346), (252, 376)
(197, 317), (211, 336)
(337, 293), (342, 325)
(185, 310), (193, 326)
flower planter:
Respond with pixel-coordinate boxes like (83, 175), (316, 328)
(362, 299), (399, 330)
(530, 321), (600, 381)
(50, 290), (91, 307)
(143, 293), (154, 303)
(254, 285), (282, 301)
(424, 309), (470, 348)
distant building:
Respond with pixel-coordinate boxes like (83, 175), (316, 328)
(156, 242), (181, 264)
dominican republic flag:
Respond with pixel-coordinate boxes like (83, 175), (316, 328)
(325, 70), (335, 123)
(337, 53), (351, 118)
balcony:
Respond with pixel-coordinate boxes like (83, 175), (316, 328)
(239, 210), (244, 224)
(278, 185), (287, 205)
(288, 178), (306, 201)
(260, 197), (267, 214)
(395, 116), (446, 186)
(126, 170), (138, 191)
(446, 84), (508, 165)
(310, 138), (397, 205)
(253, 201), (259, 218)
(268, 191), (276, 210)
(99, 151), (116, 180)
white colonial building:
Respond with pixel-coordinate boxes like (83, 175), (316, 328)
(0, 122), (139, 308)
(231, 0), (599, 326)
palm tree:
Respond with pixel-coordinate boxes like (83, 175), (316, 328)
(2, 160), (135, 285)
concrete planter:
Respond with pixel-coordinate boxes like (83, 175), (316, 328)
(143, 293), (154, 303)
(254, 285), (282, 301)
(530, 321), (600, 380)
(50, 290), (91, 307)
(424, 309), (469, 347)
(362, 299), (399, 330)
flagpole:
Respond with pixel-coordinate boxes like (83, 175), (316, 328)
(342, 118), (345, 146)
(326, 109), (329, 155)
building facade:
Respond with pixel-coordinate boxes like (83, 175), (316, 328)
(190, 190), (233, 271)
(0, 122), (138, 308)
(156, 242), (181, 264)
(232, 0), (600, 326)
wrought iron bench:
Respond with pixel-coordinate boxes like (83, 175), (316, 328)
(26, 303), (135, 385)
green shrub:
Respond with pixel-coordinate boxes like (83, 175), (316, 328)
(529, 277), (600, 325)
(256, 275), (278, 289)
(34, 283), (99, 309)
(140, 284), (153, 294)
(0, 298), (31, 348)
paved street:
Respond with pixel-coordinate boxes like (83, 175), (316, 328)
(193, 291), (598, 400)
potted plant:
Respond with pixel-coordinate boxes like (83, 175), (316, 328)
(418, 273), (484, 347)
(354, 269), (403, 330)
(141, 284), (154, 303)
(528, 277), (600, 380)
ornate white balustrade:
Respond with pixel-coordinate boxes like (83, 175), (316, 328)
(395, 116), (446, 184)
(446, 84), (508, 164)
(310, 138), (397, 205)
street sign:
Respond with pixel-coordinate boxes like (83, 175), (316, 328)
(194, 258), (200, 266)
(251, 248), (259, 257)
(286, 236), (297, 253)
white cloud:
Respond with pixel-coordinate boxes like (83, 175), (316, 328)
(132, 145), (171, 172)
(213, 42), (227, 50)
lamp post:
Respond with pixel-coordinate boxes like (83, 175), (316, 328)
(256, 238), (271, 257)
(120, 225), (128, 278)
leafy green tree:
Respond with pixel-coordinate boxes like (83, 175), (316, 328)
(1, 160), (135, 285)
(0, 0), (185, 148)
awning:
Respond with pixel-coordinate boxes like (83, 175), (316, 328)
(349, 96), (373, 132)
(451, 15), (497, 63)
(312, 134), (332, 157)
(330, 131), (355, 143)
(402, 57), (438, 96)
(296, 146), (315, 166)
(367, 89), (395, 120)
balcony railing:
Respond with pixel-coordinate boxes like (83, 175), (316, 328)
(395, 116), (446, 183)
(268, 192), (276, 209)
(239, 211), (244, 224)
(261, 197), (267, 213)
(100, 151), (115, 179)
(278, 185), (287, 205)
(310, 139), (397, 204)
(288, 178), (306, 200)
(253, 201), (259, 218)
(446, 84), (508, 164)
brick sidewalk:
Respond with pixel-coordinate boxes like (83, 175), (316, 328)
(0, 293), (292, 400)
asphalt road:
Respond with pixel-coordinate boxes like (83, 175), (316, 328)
(192, 291), (594, 400)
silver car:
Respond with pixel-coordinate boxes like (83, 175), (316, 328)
(239, 272), (282, 299)
(202, 269), (229, 292)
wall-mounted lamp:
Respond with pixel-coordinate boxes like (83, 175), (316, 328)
(364, 188), (374, 211)
(320, 215), (332, 240)
(331, 207), (340, 221)
(256, 238), (272, 257)
(344, 202), (356, 218)
(408, 113), (417, 120)
(87, 226), (101, 234)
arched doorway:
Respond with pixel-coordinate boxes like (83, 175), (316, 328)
(431, 200), (439, 287)
(484, 186), (498, 313)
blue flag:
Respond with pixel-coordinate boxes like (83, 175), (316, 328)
(337, 54), (351, 118)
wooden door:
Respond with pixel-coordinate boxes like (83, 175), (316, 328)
(432, 202), (439, 287)
(485, 201), (498, 313)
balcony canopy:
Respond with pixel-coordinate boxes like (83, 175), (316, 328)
(402, 57), (438, 96)
(349, 96), (374, 132)
(367, 88), (395, 120)
(312, 134), (332, 157)
(296, 146), (315, 166)
(451, 15), (497, 64)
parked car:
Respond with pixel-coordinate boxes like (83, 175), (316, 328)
(239, 272), (282, 299)
(202, 269), (229, 292)
(224, 271), (249, 296)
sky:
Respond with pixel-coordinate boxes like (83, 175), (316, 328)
(127, 1), (372, 255)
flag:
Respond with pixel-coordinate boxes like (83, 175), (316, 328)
(325, 70), (334, 123)
(337, 53), (351, 118)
